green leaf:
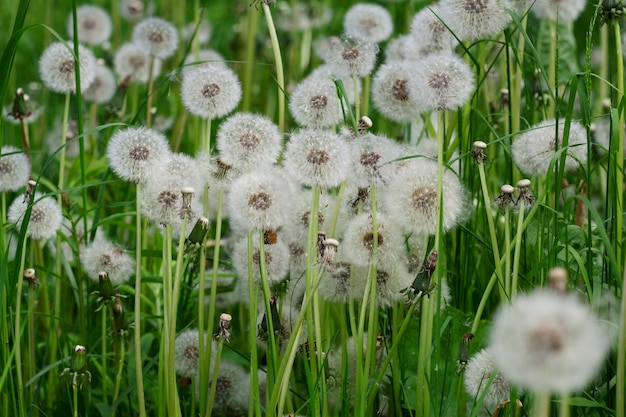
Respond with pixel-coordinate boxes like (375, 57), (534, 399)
(537, 20), (579, 85)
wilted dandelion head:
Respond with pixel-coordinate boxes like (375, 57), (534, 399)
(289, 74), (343, 128)
(439, 0), (512, 42)
(464, 348), (513, 408)
(0, 145), (30, 192)
(82, 234), (135, 286)
(39, 42), (96, 94)
(531, 0), (586, 23)
(328, 36), (379, 78)
(341, 212), (404, 268)
(83, 64), (116, 104)
(283, 129), (350, 188)
(512, 119), (588, 176)
(489, 290), (611, 393)
(216, 112), (282, 171)
(181, 66), (242, 120)
(227, 167), (293, 231)
(114, 43), (162, 84)
(383, 159), (468, 236)
(372, 61), (426, 122)
(414, 52), (475, 111)
(67, 5), (112, 45)
(344, 3), (394, 43)
(408, 6), (455, 58)
(132, 17), (178, 59)
(8, 192), (62, 241)
(107, 126), (172, 183)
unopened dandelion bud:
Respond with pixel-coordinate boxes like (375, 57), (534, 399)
(98, 271), (115, 300)
(9, 88), (31, 120)
(500, 88), (510, 107)
(471, 141), (488, 164)
(458, 333), (474, 365)
(216, 312), (232, 341)
(264, 229), (278, 245)
(112, 294), (128, 333)
(321, 238), (339, 265)
(186, 216), (209, 245)
(357, 116), (373, 134)
(24, 179), (37, 203)
(70, 345), (88, 373)
(495, 184), (516, 210)
(548, 267), (568, 294)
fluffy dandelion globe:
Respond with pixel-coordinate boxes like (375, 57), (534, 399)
(408, 5), (455, 58)
(132, 17), (178, 59)
(182, 21), (212, 45)
(39, 42), (96, 94)
(283, 128), (350, 189)
(227, 167), (294, 231)
(196, 361), (250, 411)
(8, 192), (62, 241)
(489, 290), (611, 393)
(174, 329), (213, 378)
(350, 263), (413, 307)
(81, 234), (135, 285)
(372, 61), (425, 122)
(182, 49), (227, 78)
(120, 0), (145, 21)
(348, 133), (403, 187)
(181, 65), (242, 120)
(464, 348), (512, 408)
(0, 145), (30, 192)
(439, 0), (512, 42)
(289, 74), (344, 128)
(383, 158), (468, 236)
(114, 43), (162, 84)
(83, 64), (116, 104)
(232, 237), (291, 286)
(413, 52), (475, 111)
(216, 112), (282, 171)
(531, 0), (586, 23)
(66, 5), (112, 45)
(307, 64), (361, 104)
(343, 3), (394, 43)
(328, 36), (379, 78)
(512, 119), (588, 176)
(107, 126), (172, 183)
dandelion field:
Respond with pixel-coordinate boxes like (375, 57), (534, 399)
(1, 0), (625, 416)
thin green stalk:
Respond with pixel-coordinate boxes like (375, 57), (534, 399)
(611, 19), (624, 275)
(14, 235), (28, 417)
(146, 56), (156, 128)
(558, 392), (570, 417)
(617, 262), (626, 417)
(511, 199), (526, 299)
(112, 335), (126, 404)
(101, 307), (108, 404)
(26, 282), (35, 406)
(242, 7), (260, 112)
(262, 3), (286, 132)
(504, 208), (511, 295)
(133, 183), (147, 417)
(203, 118), (212, 155)
(532, 393), (551, 417)
(353, 76), (360, 121)
(258, 231), (278, 403)
(247, 231), (262, 417)
(72, 382), (78, 417)
(206, 337), (224, 414)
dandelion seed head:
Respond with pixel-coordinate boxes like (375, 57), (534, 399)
(196, 361), (250, 411)
(182, 49), (227, 78)
(531, 0), (586, 23)
(328, 37), (379, 78)
(289, 74), (343, 128)
(344, 3), (394, 43)
(82, 234), (135, 285)
(67, 5), (112, 45)
(372, 61), (425, 122)
(341, 212), (404, 268)
(83, 64), (116, 104)
(8, 193), (62, 241)
(408, 6), (455, 58)
(348, 133), (403, 187)
(175, 329), (213, 378)
(181, 66), (242, 120)
(114, 43), (162, 84)
(464, 348), (512, 408)
(439, 0), (512, 42)
(414, 52), (475, 111)
(0, 146), (30, 192)
(132, 17), (178, 59)
(39, 42), (96, 94)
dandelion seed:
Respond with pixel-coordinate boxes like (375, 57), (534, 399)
(216, 112), (282, 171)
(439, 0), (512, 42)
(8, 192), (62, 241)
(408, 5), (455, 59)
(413, 52), (475, 111)
(83, 64), (116, 104)
(327, 36), (379, 78)
(489, 289), (611, 393)
(181, 66), (242, 120)
(283, 128), (350, 188)
(0, 145), (30, 192)
(82, 234), (135, 286)
(512, 119), (588, 176)
(289, 74), (343, 128)
(464, 348), (512, 408)
(107, 126), (172, 183)
(341, 212), (404, 268)
(344, 3), (394, 43)
(132, 17), (178, 59)
(372, 61), (426, 122)
(114, 43), (162, 84)
(383, 159), (468, 236)
(67, 5), (112, 45)
(227, 167), (293, 231)
(39, 42), (96, 94)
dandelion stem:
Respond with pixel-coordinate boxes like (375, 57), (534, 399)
(511, 198), (525, 299)
(247, 231), (262, 417)
(262, 3), (285, 132)
(133, 183), (147, 417)
(14, 236), (28, 417)
(206, 336), (224, 414)
(146, 56), (156, 128)
(101, 307), (108, 404)
(532, 393), (551, 417)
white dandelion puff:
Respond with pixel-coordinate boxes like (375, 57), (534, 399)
(39, 42), (96, 94)
(8, 192), (62, 241)
(181, 65), (242, 120)
(0, 145), (30, 192)
(344, 3), (394, 43)
(67, 5), (112, 45)
(132, 17), (178, 59)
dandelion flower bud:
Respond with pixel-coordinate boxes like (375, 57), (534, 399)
(216, 313), (232, 341)
(383, 159), (468, 236)
(283, 128), (350, 189)
(408, 5), (455, 58)
(67, 5), (112, 45)
(489, 290), (611, 393)
(181, 65), (242, 120)
(227, 167), (294, 231)
(107, 126), (172, 183)
(413, 52), (475, 111)
(531, 0), (586, 23)
(24, 268), (38, 288)
(0, 145), (30, 192)
(342, 212), (404, 269)
(114, 43), (162, 84)
(344, 3), (393, 43)
(98, 271), (115, 301)
(511, 119), (587, 176)
(175, 329), (212, 378)
(216, 112), (282, 171)
(70, 345), (88, 373)
(289, 74), (343, 128)
(372, 61), (426, 123)
(83, 64), (116, 104)
(328, 36), (379, 78)
(439, 0), (512, 42)
(39, 42), (96, 94)
(464, 348), (513, 408)
(82, 234), (135, 286)
(8, 192), (62, 241)
(132, 17), (178, 59)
